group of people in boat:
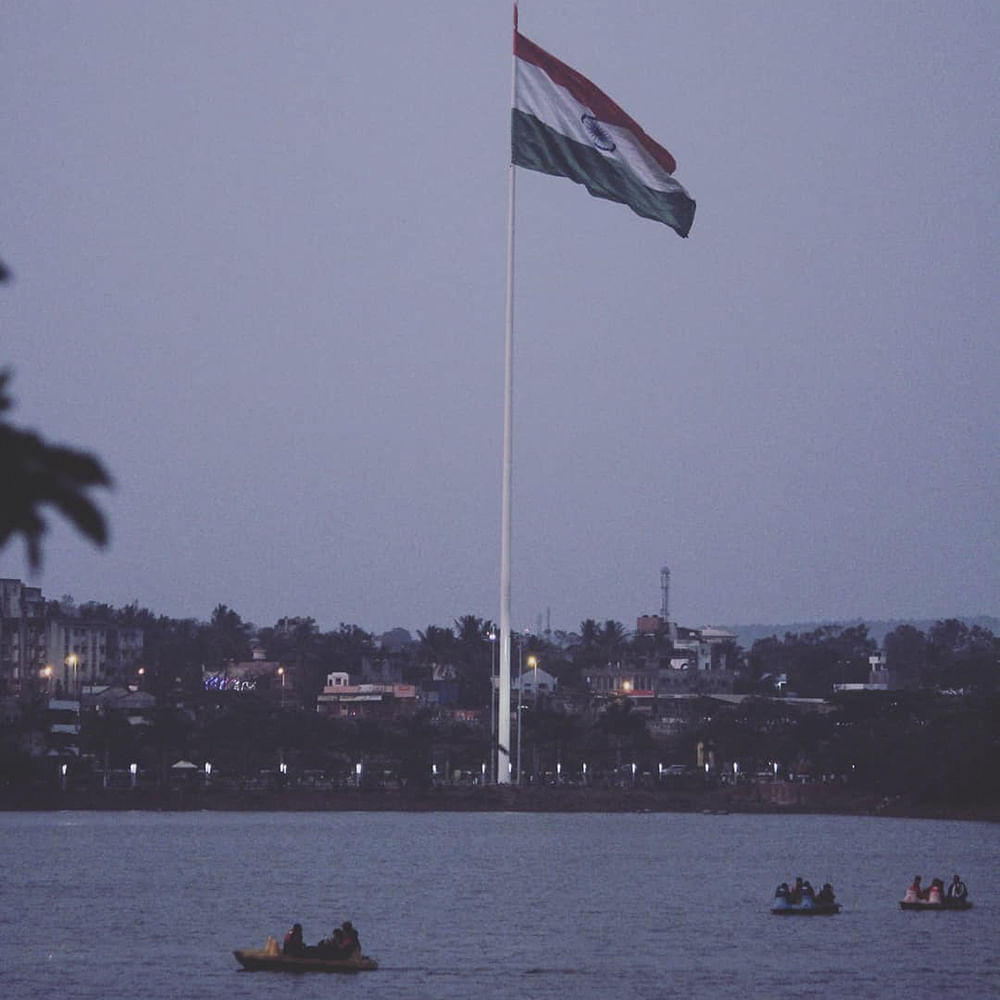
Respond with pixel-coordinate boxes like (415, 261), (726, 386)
(774, 877), (836, 906)
(283, 920), (362, 960)
(905, 874), (968, 904)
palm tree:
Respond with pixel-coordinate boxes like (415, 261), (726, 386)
(417, 625), (457, 665)
(600, 620), (628, 662)
(579, 619), (601, 651)
(452, 615), (496, 709)
(453, 615), (485, 646)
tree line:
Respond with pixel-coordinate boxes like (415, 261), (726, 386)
(50, 599), (1000, 706)
(2, 597), (997, 808)
(745, 620), (998, 697)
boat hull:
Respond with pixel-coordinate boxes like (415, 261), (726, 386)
(234, 949), (378, 972)
(771, 902), (841, 916)
(899, 900), (972, 911)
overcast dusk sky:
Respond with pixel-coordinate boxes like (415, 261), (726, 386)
(2, 2), (997, 636)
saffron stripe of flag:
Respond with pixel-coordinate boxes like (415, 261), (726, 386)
(512, 30), (695, 237)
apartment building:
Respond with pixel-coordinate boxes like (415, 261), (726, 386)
(0, 579), (47, 695)
(0, 579), (144, 696)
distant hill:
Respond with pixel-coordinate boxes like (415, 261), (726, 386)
(719, 616), (1000, 650)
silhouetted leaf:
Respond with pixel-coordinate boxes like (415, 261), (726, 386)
(0, 370), (112, 567)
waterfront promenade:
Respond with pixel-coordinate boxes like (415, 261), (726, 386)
(2, 780), (995, 821)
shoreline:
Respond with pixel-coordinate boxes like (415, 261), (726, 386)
(1, 784), (996, 822)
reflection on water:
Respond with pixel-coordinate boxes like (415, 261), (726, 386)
(0, 811), (996, 999)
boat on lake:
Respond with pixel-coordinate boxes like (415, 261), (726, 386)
(771, 879), (840, 915)
(233, 947), (378, 972)
(900, 877), (971, 911)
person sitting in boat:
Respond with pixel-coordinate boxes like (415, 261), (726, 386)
(283, 923), (306, 956)
(774, 882), (790, 900)
(789, 877), (804, 904)
(801, 880), (815, 900)
(341, 921), (361, 959)
(904, 875), (924, 902)
(947, 875), (968, 901)
(927, 878), (945, 904)
(816, 883), (836, 905)
(314, 927), (346, 958)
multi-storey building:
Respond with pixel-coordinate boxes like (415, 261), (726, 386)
(0, 579), (48, 695)
(0, 580), (143, 697)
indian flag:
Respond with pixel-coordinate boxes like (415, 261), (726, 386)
(512, 30), (695, 237)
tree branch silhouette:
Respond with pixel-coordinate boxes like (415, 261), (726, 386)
(0, 368), (112, 568)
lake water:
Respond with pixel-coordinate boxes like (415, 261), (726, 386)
(1, 811), (996, 999)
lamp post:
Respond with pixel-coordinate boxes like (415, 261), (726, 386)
(488, 632), (497, 784)
(515, 638), (523, 785)
(277, 666), (285, 708)
(68, 654), (78, 697)
(526, 655), (538, 783)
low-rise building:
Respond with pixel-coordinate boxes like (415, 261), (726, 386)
(671, 625), (738, 672)
(45, 698), (81, 757)
(90, 683), (157, 726)
(833, 653), (890, 693)
(316, 672), (419, 718)
(585, 663), (657, 709)
(513, 666), (558, 698)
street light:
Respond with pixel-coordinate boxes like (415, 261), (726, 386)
(515, 638), (525, 785)
(488, 632), (497, 784)
(527, 655), (538, 704)
(277, 666), (286, 708)
(67, 654), (78, 697)
(526, 655), (538, 784)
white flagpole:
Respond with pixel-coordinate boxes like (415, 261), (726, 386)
(497, 1), (518, 785)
